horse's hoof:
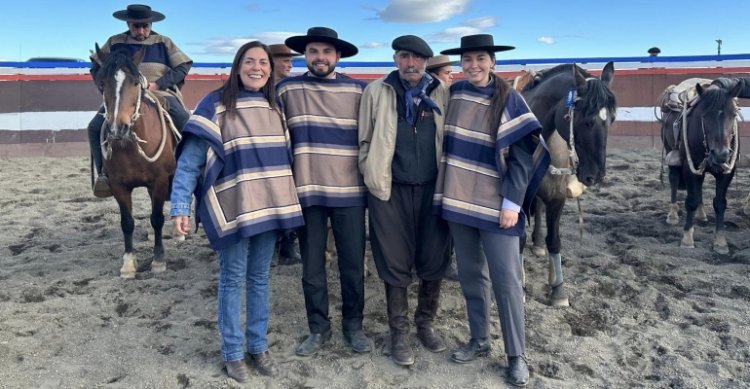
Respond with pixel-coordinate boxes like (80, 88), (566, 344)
(713, 244), (729, 255)
(680, 227), (695, 248)
(151, 261), (166, 273)
(666, 204), (680, 225)
(696, 205), (708, 222)
(548, 283), (570, 307)
(120, 253), (137, 279)
(531, 245), (547, 257)
(713, 232), (729, 254)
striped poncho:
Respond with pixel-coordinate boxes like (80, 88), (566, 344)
(276, 74), (368, 208)
(92, 32), (192, 101)
(184, 90), (304, 250)
(434, 80), (550, 236)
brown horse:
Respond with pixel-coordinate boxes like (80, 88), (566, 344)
(92, 44), (177, 278)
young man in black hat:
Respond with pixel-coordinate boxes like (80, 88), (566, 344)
(88, 4), (192, 197)
(276, 27), (371, 357)
(358, 34), (451, 367)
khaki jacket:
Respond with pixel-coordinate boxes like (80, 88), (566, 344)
(358, 75), (449, 200)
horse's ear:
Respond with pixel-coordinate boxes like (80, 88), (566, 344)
(92, 43), (104, 66)
(696, 83), (705, 96)
(132, 47), (146, 66)
(600, 61), (615, 87)
(574, 65), (587, 91)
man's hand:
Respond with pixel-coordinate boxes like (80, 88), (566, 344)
(499, 209), (519, 229)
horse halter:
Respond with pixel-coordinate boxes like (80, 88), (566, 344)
(101, 71), (172, 163)
(683, 97), (740, 175)
(549, 79), (583, 177)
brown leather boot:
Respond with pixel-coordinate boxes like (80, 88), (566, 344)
(385, 283), (414, 366)
(225, 359), (250, 383)
(415, 279), (446, 352)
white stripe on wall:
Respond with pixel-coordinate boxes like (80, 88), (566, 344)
(2, 107), (750, 131)
(0, 111), (97, 131)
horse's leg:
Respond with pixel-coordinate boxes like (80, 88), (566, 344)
(712, 171), (734, 254)
(666, 166), (680, 225)
(544, 196), (569, 307)
(743, 191), (750, 216)
(681, 172), (704, 248)
(148, 180), (168, 273)
(531, 199), (546, 257)
(113, 186), (137, 279)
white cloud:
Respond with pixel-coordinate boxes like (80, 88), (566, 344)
(377, 0), (471, 23)
(194, 31), (302, 56)
(425, 26), (482, 43)
(465, 16), (496, 29)
(361, 42), (386, 49)
(424, 16), (496, 44)
(537, 36), (555, 45)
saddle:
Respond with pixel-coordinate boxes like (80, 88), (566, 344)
(658, 78), (713, 166)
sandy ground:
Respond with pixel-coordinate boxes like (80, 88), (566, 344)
(0, 147), (749, 389)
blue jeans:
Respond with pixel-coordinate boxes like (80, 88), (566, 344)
(216, 230), (277, 362)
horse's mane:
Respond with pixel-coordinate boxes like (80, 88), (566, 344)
(98, 48), (140, 83)
(523, 64), (616, 116)
(579, 77), (617, 117)
(696, 87), (733, 114)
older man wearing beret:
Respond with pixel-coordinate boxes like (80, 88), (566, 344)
(358, 35), (451, 366)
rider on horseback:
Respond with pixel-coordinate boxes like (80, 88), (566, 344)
(87, 4), (192, 197)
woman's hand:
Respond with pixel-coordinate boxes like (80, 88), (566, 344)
(499, 209), (519, 229)
(172, 215), (191, 236)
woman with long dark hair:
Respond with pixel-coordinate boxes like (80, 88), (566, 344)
(170, 41), (304, 382)
(434, 34), (550, 387)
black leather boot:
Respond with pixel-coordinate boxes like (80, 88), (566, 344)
(278, 231), (301, 265)
(88, 113), (111, 198)
(415, 279), (446, 352)
(385, 283), (414, 366)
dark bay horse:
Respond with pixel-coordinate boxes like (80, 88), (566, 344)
(92, 45), (177, 278)
(659, 81), (741, 253)
(519, 62), (616, 306)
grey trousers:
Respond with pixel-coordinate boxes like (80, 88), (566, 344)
(448, 222), (525, 356)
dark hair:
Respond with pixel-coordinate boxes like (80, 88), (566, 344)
(220, 41), (276, 118)
(486, 52), (510, 135)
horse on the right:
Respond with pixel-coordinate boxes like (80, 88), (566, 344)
(658, 80), (742, 253)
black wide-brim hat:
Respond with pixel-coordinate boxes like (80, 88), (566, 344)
(113, 4), (165, 23)
(440, 34), (514, 55)
(285, 27), (358, 58)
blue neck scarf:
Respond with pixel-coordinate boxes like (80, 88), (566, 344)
(400, 73), (441, 125)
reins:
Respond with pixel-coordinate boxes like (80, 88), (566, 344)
(681, 96), (740, 176)
(102, 72), (179, 163)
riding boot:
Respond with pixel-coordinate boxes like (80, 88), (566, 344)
(415, 279), (446, 352)
(278, 231), (301, 265)
(88, 112), (111, 198)
(385, 283), (414, 366)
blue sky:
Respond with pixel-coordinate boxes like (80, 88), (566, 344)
(4, 0), (749, 63)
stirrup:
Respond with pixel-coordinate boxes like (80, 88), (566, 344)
(93, 175), (112, 198)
